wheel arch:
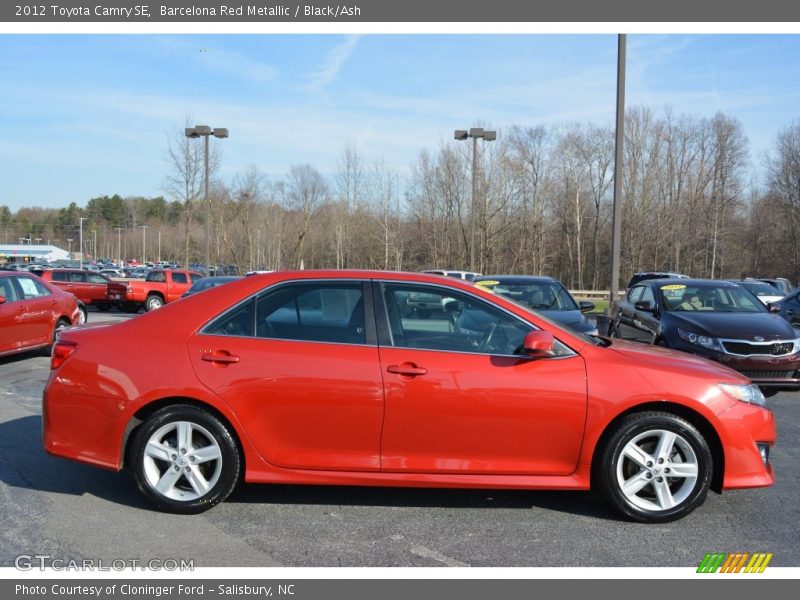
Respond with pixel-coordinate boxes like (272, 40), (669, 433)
(590, 401), (725, 494)
(120, 396), (246, 474)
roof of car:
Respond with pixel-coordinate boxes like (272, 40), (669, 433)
(474, 275), (557, 284)
(639, 278), (741, 287)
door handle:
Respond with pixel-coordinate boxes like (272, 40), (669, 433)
(387, 363), (427, 377)
(201, 352), (240, 364)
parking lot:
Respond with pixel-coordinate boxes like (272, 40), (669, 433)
(0, 307), (798, 567)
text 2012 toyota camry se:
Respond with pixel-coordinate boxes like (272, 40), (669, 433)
(43, 270), (775, 522)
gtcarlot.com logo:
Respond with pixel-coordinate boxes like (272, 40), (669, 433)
(697, 552), (773, 573)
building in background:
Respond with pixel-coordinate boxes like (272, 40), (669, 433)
(0, 244), (71, 264)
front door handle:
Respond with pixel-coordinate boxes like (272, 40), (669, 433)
(387, 363), (427, 377)
(201, 351), (240, 365)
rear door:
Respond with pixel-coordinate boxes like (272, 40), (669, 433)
(187, 279), (385, 471)
(86, 273), (110, 304)
(167, 272), (191, 301)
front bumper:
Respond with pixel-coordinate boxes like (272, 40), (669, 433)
(718, 400), (775, 490)
(669, 340), (800, 390)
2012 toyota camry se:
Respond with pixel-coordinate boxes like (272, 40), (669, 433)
(43, 270), (775, 522)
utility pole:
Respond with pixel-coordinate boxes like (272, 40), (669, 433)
(139, 225), (148, 264)
(114, 227), (123, 267)
(158, 230), (161, 263)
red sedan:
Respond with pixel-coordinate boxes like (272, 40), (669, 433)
(0, 271), (85, 357)
(43, 270), (775, 522)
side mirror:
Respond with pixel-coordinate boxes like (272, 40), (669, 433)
(522, 330), (555, 357)
(767, 302), (781, 314)
(578, 301), (595, 313)
(442, 298), (460, 313)
(0, 295), (5, 305)
(634, 300), (655, 313)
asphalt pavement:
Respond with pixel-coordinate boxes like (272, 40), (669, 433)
(0, 308), (797, 567)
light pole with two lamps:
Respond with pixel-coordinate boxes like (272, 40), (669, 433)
(454, 127), (496, 272)
(185, 125), (229, 275)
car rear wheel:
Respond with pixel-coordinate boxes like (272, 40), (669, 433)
(44, 317), (72, 355)
(130, 405), (241, 514)
(76, 305), (87, 325)
(145, 294), (164, 311)
(595, 411), (712, 523)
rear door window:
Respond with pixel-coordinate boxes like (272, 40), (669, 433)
(171, 273), (188, 284)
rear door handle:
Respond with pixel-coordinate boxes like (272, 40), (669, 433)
(387, 363), (427, 377)
(201, 351), (240, 364)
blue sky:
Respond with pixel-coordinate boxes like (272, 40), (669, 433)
(1, 34), (799, 210)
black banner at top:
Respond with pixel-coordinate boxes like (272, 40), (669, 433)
(3, 0), (800, 23)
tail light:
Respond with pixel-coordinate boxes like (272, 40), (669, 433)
(51, 340), (78, 370)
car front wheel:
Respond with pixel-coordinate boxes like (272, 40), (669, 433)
(130, 405), (241, 514)
(595, 411), (713, 523)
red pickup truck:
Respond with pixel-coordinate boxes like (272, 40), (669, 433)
(117, 269), (202, 313)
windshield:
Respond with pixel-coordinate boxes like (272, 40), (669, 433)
(475, 279), (579, 311)
(740, 281), (783, 297)
(659, 283), (766, 313)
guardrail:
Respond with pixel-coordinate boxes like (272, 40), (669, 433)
(569, 290), (626, 300)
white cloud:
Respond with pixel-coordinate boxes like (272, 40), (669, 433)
(304, 35), (360, 91)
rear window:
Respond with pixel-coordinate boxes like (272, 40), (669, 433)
(171, 273), (188, 284)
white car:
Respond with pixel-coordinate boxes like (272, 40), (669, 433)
(421, 269), (481, 281)
(730, 279), (785, 305)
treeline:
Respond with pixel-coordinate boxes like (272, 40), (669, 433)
(1, 107), (799, 288)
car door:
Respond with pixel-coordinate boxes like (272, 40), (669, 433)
(628, 285), (661, 343)
(0, 277), (24, 353)
(616, 286), (644, 339)
(86, 272), (110, 304)
(12, 275), (56, 347)
(168, 272), (191, 302)
(376, 281), (587, 476)
(63, 270), (91, 304)
(187, 280), (384, 471)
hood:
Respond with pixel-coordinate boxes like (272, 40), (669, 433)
(540, 309), (596, 331)
(666, 312), (795, 341)
(607, 338), (748, 383)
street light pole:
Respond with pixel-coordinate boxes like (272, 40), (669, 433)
(67, 238), (73, 258)
(139, 225), (148, 264)
(185, 125), (229, 275)
(455, 127), (496, 272)
(609, 34), (627, 312)
(158, 230), (161, 263)
(79, 217), (86, 269)
(114, 227), (123, 267)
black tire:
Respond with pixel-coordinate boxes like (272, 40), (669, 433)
(97, 303), (111, 312)
(130, 405), (241, 514)
(43, 317), (71, 355)
(594, 411), (713, 523)
(655, 337), (669, 347)
(607, 321), (620, 337)
(145, 294), (164, 312)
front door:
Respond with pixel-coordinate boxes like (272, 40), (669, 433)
(376, 282), (587, 475)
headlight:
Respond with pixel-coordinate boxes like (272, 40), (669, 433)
(719, 383), (767, 408)
(677, 328), (721, 350)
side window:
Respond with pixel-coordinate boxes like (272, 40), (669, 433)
(88, 274), (107, 284)
(16, 276), (51, 299)
(69, 272), (87, 283)
(171, 273), (188, 284)
(628, 286), (644, 304)
(639, 286), (656, 307)
(205, 298), (255, 337)
(190, 273), (202, 283)
(0, 277), (19, 302)
(380, 283), (531, 355)
(52, 271), (69, 282)
(150, 272), (167, 283)
(255, 282), (366, 344)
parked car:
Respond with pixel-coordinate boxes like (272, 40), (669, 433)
(421, 269), (482, 281)
(757, 277), (792, 296)
(121, 269), (202, 312)
(0, 271), (85, 357)
(32, 268), (116, 311)
(727, 279), (785, 305)
(776, 288), (800, 328)
(100, 268), (125, 279)
(626, 272), (690, 289)
(181, 276), (242, 298)
(609, 278), (800, 395)
(44, 270), (775, 522)
(473, 275), (598, 335)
